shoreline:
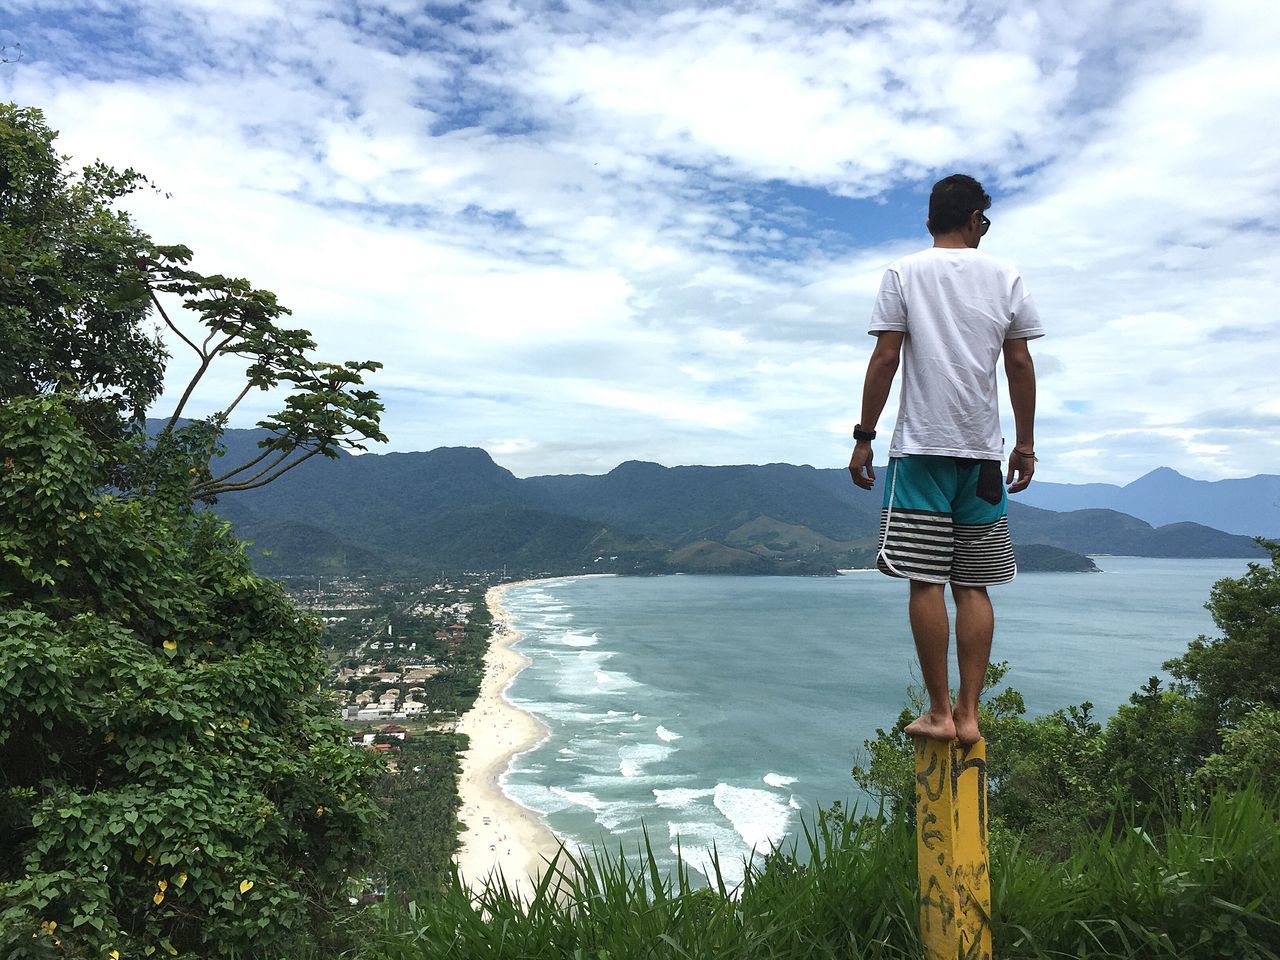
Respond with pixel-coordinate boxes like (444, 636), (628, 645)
(452, 580), (571, 894)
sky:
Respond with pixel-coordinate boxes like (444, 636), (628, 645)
(3, 0), (1279, 483)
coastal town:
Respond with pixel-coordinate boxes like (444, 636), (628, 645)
(285, 573), (490, 727)
(279, 572), (561, 891)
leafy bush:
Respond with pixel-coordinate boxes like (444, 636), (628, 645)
(1198, 705), (1280, 794)
(0, 396), (384, 958)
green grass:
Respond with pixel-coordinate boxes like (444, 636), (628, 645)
(319, 786), (1279, 960)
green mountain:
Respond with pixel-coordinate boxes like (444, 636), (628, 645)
(196, 428), (1262, 576)
(1005, 504), (1262, 558)
(1018, 467), (1280, 538)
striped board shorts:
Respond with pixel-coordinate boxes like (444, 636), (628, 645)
(877, 455), (1016, 586)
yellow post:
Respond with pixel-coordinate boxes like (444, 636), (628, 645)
(914, 736), (992, 960)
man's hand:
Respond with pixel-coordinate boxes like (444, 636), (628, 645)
(848, 442), (875, 490)
(1006, 449), (1035, 493)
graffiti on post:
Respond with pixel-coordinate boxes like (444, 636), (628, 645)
(914, 736), (992, 960)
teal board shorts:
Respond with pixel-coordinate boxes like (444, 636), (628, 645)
(877, 455), (1016, 586)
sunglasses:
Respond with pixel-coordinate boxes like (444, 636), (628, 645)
(977, 212), (991, 236)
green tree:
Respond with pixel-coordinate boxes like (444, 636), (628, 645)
(1097, 677), (1203, 809)
(1166, 539), (1280, 729)
(1197, 705), (1280, 795)
(0, 103), (390, 957)
(0, 398), (384, 957)
(0, 102), (386, 498)
(0, 104), (166, 450)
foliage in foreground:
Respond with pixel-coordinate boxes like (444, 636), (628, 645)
(2, 99), (390, 957)
(322, 784), (1279, 960)
(0, 397), (385, 958)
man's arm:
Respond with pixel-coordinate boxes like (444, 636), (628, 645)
(848, 331), (904, 490)
(1003, 336), (1036, 493)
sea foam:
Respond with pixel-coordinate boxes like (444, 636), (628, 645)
(653, 787), (714, 809)
(618, 742), (675, 778)
(547, 786), (634, 829)
(713, 783), (794, 851)
(656, 725), (682, 742)
(667, 819), (752, 887)
(762, 772), (796, 788)
(592, 669), (641, 690)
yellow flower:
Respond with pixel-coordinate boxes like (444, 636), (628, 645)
(176, 872), (188, 888)
(152, 891), (164, 906)
(163, 639), (178, 651)
(40, 920), (56, 934)
(110, 951), (121, 960)
(239, 879), (254, 894)
(316, 805), (325, 817)
(157, 880), (168, 892)
(240, 718), (251, 729)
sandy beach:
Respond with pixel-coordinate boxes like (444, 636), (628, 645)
(453, 582), (567, 895)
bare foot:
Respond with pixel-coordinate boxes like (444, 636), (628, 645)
(904, 711), (957, 742)
(952, 708), (981, 746)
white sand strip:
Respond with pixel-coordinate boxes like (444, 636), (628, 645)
(453, 582), (565, 895)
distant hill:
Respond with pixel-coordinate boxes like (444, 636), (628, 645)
(527, 460), (881, 543)
(189, 426), (1264, 576)
(1018, 468), (1280, 538)
(230, 514), (391, 576)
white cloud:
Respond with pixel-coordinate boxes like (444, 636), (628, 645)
(3, 0), (1278, 485)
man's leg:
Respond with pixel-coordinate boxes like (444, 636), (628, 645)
(904, 579), (957, 741)
(951, 584), (993, 745)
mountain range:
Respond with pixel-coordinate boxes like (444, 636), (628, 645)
(1017, 467), (1280, 537)
(196, 426), (1268, 577)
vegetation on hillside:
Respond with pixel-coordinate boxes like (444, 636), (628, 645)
(0, 398), (385, 958)
(0, 102), (387, 958)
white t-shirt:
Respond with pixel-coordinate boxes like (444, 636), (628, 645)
(868, 246), (1043, 460)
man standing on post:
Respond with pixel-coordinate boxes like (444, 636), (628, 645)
(848, 174), (1041, 746)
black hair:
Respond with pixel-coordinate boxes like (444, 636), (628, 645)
(928, 174), (991, 235)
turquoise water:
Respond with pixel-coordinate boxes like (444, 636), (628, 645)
(499, 558), (1249, 883)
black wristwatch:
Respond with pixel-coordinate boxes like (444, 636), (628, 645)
(852, 424), (876, 442)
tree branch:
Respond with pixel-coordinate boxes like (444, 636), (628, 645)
(150, 291), (202, 358)
(219, 381), (255, 422)
(205, 442), (283, 486)
(194, 447), (323, 497)
(164, 354), (214, 433)
(199, 446), (296, 492)
(165, 322), (252, 433)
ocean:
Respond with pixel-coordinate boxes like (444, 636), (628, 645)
(498, 558), (1249, 884)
